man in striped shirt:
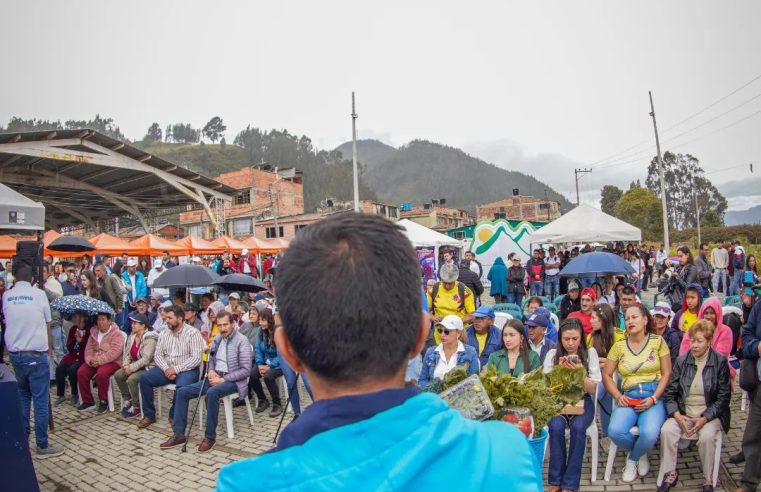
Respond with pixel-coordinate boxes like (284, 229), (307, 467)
(137, 305), (205, 429)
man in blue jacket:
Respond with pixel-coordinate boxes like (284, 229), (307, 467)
(466, 305), (503, 368)
(216, 213), (541, 491)
(738, 293), (761, 492)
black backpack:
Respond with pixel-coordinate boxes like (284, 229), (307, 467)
(724, 311), (743, 357)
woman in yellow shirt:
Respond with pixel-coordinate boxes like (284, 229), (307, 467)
(602, 304), (671, 483)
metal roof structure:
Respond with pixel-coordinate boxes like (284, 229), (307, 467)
(0, 129), (235, 231)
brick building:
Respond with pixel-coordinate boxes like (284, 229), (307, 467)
(400, 204), (472, 232)
(476, 196), (560, 223)
(179, 166), (304, 239)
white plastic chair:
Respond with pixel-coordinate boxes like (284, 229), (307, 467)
(494, 312), (512, 330)
(656, 431), (723, 487)
(198, 391), (255, 439)
(549, 312), (559, 329)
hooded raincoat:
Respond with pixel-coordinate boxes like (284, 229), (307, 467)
(487, 257), (508, 297)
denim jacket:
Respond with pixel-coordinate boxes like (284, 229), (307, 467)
(418, 342), (479, 388)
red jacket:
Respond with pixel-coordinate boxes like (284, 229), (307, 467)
(236, 256), (259, 277)
(61, 324), (91, 366)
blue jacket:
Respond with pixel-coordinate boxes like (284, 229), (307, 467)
(418, 343), (479, 388)
(742, 299), (761, 360)
(216, 392), (540, 491)
(466, 325), (503, 368)
(255, 335), (280, 369)
(487, 257), (508, 296)
(121, 271), (148, 303)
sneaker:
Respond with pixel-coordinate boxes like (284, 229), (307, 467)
(36, 442), (65, 459)
(124, 407), (141, 419)
(54, 396), (67, 406)
(637, 453), (650, 476)
(159, 433), (187, 449)
(77, 402), (96, 412)
(269, 404), (283, 418)
(96, 400), (109, 414)
(197, 437), (216, 453)
(121, 399), (132, 414)
(255, 399), (270, 413)
(622, 456), (638, 482)
(136, 417), (156, 429)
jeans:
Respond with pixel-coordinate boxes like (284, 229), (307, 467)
(607, 381), (666, 461)
(544, 275), (560, 301)
(506, 292), (523, 307)
(9, 351), (50, 448)
(139, 366), (200, 420)
(173, 379), (237, 440)
(55, 361), (81, 398)
(597, 380), (612, 438)
(279, 357), (313, 415)
(732, 270), (745, 296)
(529, 281), (543, 296)
(77, 361), (121, 404)
(548, 395), (595, 490)
(712, 268), (728, 297)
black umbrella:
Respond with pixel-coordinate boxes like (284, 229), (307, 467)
(48, 235), (96, 252)
(213, 273), (268, 292)
(151, 264), (219, 288)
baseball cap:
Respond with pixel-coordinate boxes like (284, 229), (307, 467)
(153, 259), (163, 268)
(127, 259), (138, 267)
(229, 292), (241, 300)
(653, 301), (672, 318)
(526, 311), (549, 328)
(439, 264), (459, 282)
(436, 314), (464, 331)
(568, 279), (581, 291)
(129, 313), (149, 326)
(474, 305), (495, 319)
(581, 287), (597, 301)
(159, 300), (172, 309)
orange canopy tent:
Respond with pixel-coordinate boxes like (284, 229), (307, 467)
(130, 234), (188, 256)
(210, 236), (248, 254)
(44, 230), (62, 246)
(88, 233), (141, 256)
(0, 235), (17, 257)
(242, 236), (286, 254)
(174, 236), (225, 255)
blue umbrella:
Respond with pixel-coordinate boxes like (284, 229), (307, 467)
(51, 295), (115, 318)
(559, 251), (636, 278)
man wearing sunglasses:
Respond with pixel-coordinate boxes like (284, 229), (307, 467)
(217, 213), (539, 491)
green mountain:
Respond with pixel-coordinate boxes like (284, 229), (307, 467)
(336, 139), (573, 213)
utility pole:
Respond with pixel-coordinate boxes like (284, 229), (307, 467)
(649, 91), (670, 252)
(574, 168), (592, 206)
(351, 92), (360, 212)
(693, 190), (701, 246)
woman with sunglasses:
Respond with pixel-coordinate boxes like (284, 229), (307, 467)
(418, 315), (479, 388)
(486, 319), (540, 377)
(545, 318), (601, 492)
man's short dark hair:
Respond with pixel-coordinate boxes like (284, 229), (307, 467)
(216, 311), (233, 324)
(164, 304), (184, 319)
(621, 286), (636, 297)
(275, 213), (421, 384)
(699, 243), (708, 250)
(15, 263), (32, 282)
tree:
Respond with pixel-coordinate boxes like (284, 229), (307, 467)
(600, 185), (623, 215)
(170, 123), (200, 144)
(646, 151), (727, 229)
(613, 187), (663, 240)
(144, 123), (162, 143)
(64, 114), (125, 141)
(202, 116), (226, 143)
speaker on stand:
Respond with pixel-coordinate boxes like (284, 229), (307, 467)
(14, 240), (44, 285)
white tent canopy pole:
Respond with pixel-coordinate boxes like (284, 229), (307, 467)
(529, 204), (641, 244)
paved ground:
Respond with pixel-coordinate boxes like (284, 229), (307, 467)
(15, 288), (752, 491)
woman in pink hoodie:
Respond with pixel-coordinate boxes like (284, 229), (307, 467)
(76, 312), (125, 412)
(679, 296), (735, 379)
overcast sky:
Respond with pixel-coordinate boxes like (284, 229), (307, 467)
(2, 0), (760, 210)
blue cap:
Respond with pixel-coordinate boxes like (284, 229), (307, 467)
(526, 311), (549, 328)
(474, 305), (495, 319)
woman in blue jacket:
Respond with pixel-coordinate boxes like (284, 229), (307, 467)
(251, 308), (283, 417)
(419, 315), (479, 388)
(488, 257), (509, 304)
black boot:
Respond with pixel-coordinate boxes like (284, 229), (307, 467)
(729, 451), (745, 464)
(255, 399), (269, 413)
(269, 403), (283, 418)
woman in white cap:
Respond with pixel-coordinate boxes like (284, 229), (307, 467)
(146, 259), (169, 298)
(651, 301), (684, 366)
(418, 314), (479, 388)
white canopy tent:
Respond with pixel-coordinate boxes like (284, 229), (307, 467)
(397, 219), (463, 273)
(529, 204), (641, 244)
(0, 182), (45, 232)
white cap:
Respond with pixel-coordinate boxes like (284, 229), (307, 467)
(159, 300), (172, 309)
(437, 314), (464, 331)
(192, 256), (202, 263)
(229, 292), (241, 300)
(153, 259), (163, 268)
(241, 248), (249, 256)
(127, 259), (138, 267)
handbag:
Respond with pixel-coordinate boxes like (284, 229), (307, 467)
(739, 358), (759, 393)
